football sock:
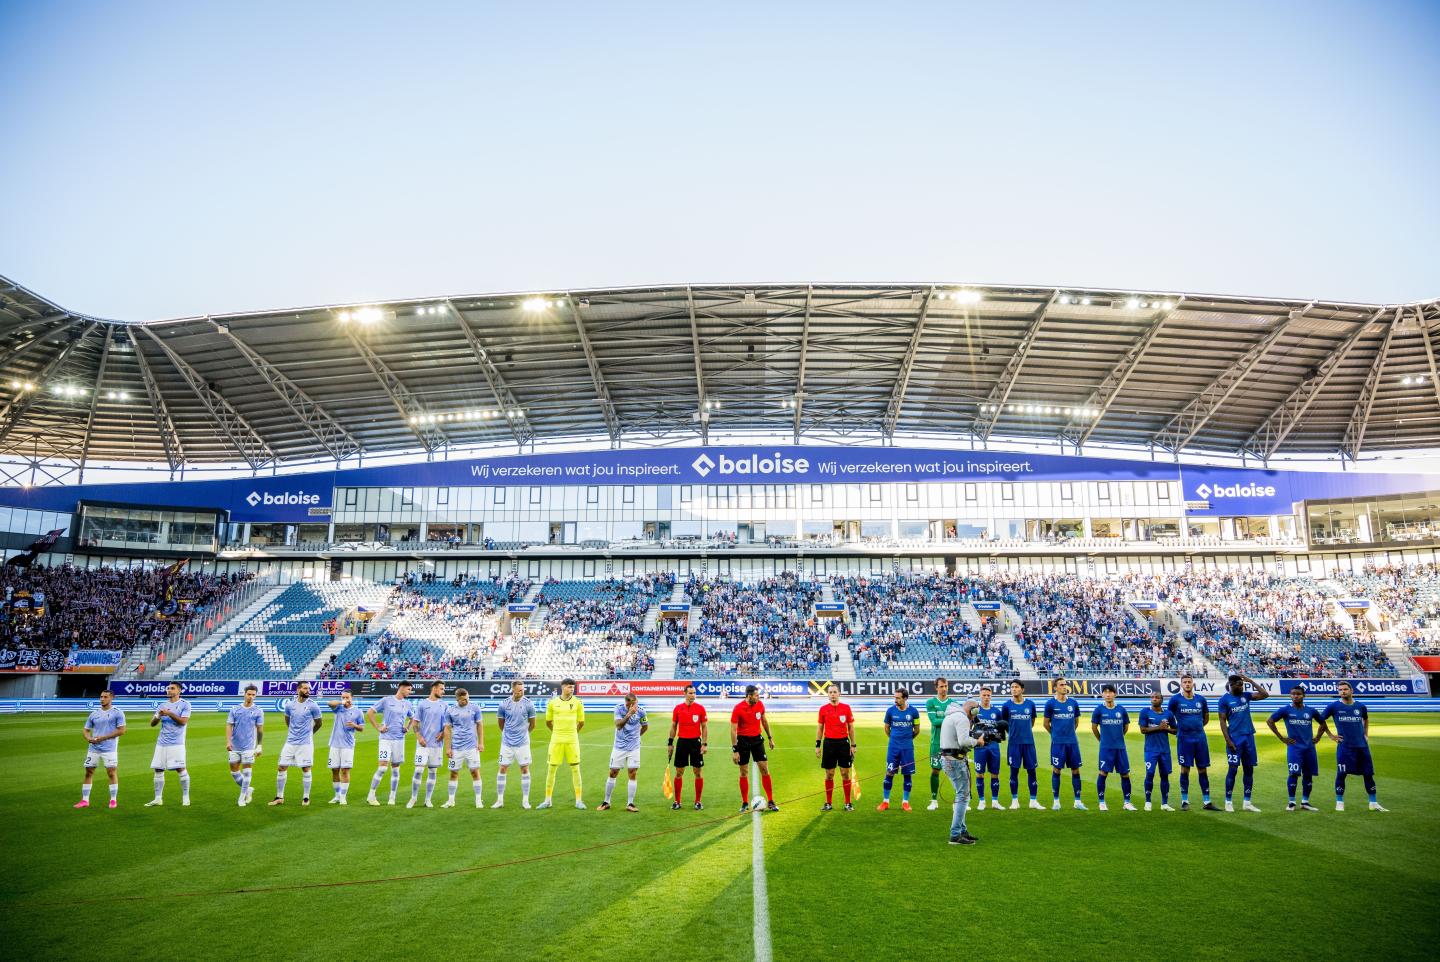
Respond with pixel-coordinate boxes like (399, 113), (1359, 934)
(520, 774), (531, 803)
(81, 784), (92, 802)
(178, 772), (190, 800)
(1096, 773), (1107, 802)
(605, 777), (617, 804)
(902, 773), (912, 801)
(627, 779), (637, 806)
(1071, 773), (1082, 799)
(930, 771), (940, 800)
(739, 775), (750, 806)
(276, 771), (288, 797)
(825, 776), (834, 804)
(1120, 776), (1131, 802)
(694, 776), (703, 802)
(153, 773), (165, 801)
(761, 774), (774, 801)
(496, 772), (507, 799)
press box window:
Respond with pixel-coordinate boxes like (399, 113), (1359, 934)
(964, 483), (977, 502)
(1097, 482), (1111, 501)
(344, 488), (358, 507)
(401, 488), (414, 507)
(436, 488), (449, 506)
(1060, 483), (1073, 502)
(586, 486), (599, 505)
(494, 487), (506, 506)
(1156, 482), (1170, 501)
(1001, 484), (1015, 502)
(622, 486), (635, 504)
(905, 484), (919, 502)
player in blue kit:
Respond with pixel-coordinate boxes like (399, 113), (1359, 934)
(1166, 674), (1217, 810)
(409, 681), (450, 809)
(226, 684), (264, 806)
(1090, 685), (1135, 811)
(1217, 673), (1269, 812)
(443, 688), (486, 808)
(1138, 691), (1176, 812)
(878, 688), (921, 811)
(972, 687), (1004, 811)
(999, 680), (1041, 809)
(1321, 681), (1387, 812)
(1266, 685), (1322, 811)
(1043, 679), (1086, 811)
(325, 690), (367, 804)
(366, 681), (415, 805)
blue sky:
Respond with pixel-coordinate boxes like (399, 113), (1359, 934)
(1, 0), (1437, 320)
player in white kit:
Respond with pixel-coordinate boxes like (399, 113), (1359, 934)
(443, 688), (486, 808)
(146, 682), (191, 807)
(77, 689), (126, 809)
(492, 680), (537, 809)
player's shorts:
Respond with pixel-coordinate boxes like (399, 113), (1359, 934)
(150, 745), (187, 770)
(1176, 734), (1210, 769)
(278, 742), (314, 768)
(973, 743), (1001, 774)
(886, 743), (917, 776)
(1226, 735), (1258, 767)
(736, 735), (767, 766)
(673, 737), (705, 769)
(1097, 747), (1130, 775)
(378, 739), (407, 765)
(449, 748), (482, 772)
(609, 747), (641, 771)
(327, 747), (355, 770)
(1144, 752), (1173, 777)
(498, 743), (532, 767)
(1050, 742), (1082, 770)
(1007, 742), (1038, 771)
(1336, 744), (1374, 776)
(413, 744), (444, 768)
(548, 737), (581, 766)
(84, 750), (118, 770)
(820, 737), (853, 770)
(1286, 745), (1319, 777)
(227, 749), (257, 766)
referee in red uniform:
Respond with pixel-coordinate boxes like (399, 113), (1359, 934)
(668, 684), (708, 810)
(816, 683), (857, 811)
(730, 685), (778, 812)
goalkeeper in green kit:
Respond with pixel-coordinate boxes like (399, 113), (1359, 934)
(925, 677), (955, 810)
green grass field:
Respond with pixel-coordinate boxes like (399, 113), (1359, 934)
(2, 710), (1438, 962)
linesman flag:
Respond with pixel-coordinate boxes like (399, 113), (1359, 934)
(850, 759), (861, 800)
(662, 765), (674, 801)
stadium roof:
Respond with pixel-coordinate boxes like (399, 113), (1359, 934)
(2, 274), (1438, 480)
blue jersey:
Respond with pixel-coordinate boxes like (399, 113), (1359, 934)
(1218, 691), (1259, 737)
(446, 703), (485, 751)
(1269, 703), (1320, 749)
(329, 705), (366, 749)
(974, 704), (1003, 731)
(227, 704), (264, 751)
(1045, 698), (1082, 745)
(613, 704), (646, 752)
(1138, 707), (1174, 756)
(999, 698), (1037, 746)
(374, 695), (414, 742)
(282, 698), (322, 745)
(414, 698), (449, 743)
(497, 697), (536, 747)
(1166, 694), (1208, 735)
(155, 699), (191, 746)
(1320, 699), (1368, 749)
(85, 707), (126, 751)
(1091, 704), (1129, 752)
(883, 704), (921, 745)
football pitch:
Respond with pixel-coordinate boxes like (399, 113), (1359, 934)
(2, 711), (1438, 962)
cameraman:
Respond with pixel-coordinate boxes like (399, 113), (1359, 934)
(939, 700), (984, 845)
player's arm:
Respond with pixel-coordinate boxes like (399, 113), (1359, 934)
(413, 715), (427, 747)
(545, 702), (554, 731)
(1201, 699), (1210, 728)
(1361, 705), (1369, 740)
(846, 717), (855, 751)
(640, 716), (649, 736)
(1243, 675), (1269, 699)
(366, 705), (384, 734)
(761, 712), (773, 745)
(1219, 709), (1234, 749)
(444, 722), (454, 757)
(476, 713), (485, 753)
(225, 720), (234, 750)
(1122, 708), (1130, 736)
(700, 718), (708, 753)
(815, 714), (824, 758)
(1043, 707), (1053, 735)
(1314, 716), (1332, 742)
(576, 702), (585, 733)
(1139, 713), (1164, 735)
(1090, 708), (1102, 741)
(1265, 711), (1291, 745)
(112, 722), (126, 740)
(83, 721), (95, 744)
(730, 719), (740, 762)
(312, 710), (323, 735)
(326, 698), (342, 710)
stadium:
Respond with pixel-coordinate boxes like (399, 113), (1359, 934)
(1, 272), (1438, 961)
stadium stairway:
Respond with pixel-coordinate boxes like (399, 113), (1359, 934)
(829, 635), (857, 680)
(999, 632), (1038, 680)
(640, 602), (661, 635)
(115, 644), (150, 679)
(299, 605), (395, 677)
(651, 645), (677, 679)
(522, 583), (543, 604)
(159, 584), (288, 679)
(820, 583), (836, 603)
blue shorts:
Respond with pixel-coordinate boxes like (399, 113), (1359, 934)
(1050, 742), (1082, 770)
(1097, 747), (1130, 775)
(1144, 752), (1173, 777)
(1176, 734), (1210, 769)
(973, 744), (1001, 774)
(885, 744), (916, 776)
(1226, 735), (1258, 767)
(1007, 742), (1038, 771)
(1337, 744), (1374, 776)
(1286, 745), (1319, 777)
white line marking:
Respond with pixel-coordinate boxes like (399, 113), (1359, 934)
(751, 761), (772, 962)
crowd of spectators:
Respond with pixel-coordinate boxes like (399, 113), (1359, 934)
(1331, 563), (1440, 655)
(999, 571), (1190, 677)
(0, 563), (251, 656)
(832, 574), (1011, 675)
(676, 574), (833, 677)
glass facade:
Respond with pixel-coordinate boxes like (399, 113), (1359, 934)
(77, 504), (220, 552)
(1306, 490), (1440, 547)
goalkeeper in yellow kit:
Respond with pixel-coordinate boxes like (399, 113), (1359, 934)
(537, 678), (586, 809)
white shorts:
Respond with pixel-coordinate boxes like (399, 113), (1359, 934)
(328, 747), (356, 770)
(85, 750), (118, 770)
(278, 743), (314, 768)
(150, 745), (187, 770)
(609, 748), (641, 771)
(448, 748), (481, 772)
(228, 750), (258, 766)
(497, 744), (532, 768)
(413, 745), (443, 769)
(378, 740), (406, 765)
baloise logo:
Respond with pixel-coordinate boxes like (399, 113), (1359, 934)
(246, 490), (321, 507)
(691, 450), (810, 478)
(1194, 482), (1276, 500)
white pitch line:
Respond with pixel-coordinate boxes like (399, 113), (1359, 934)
(750, 761), (773, 962)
